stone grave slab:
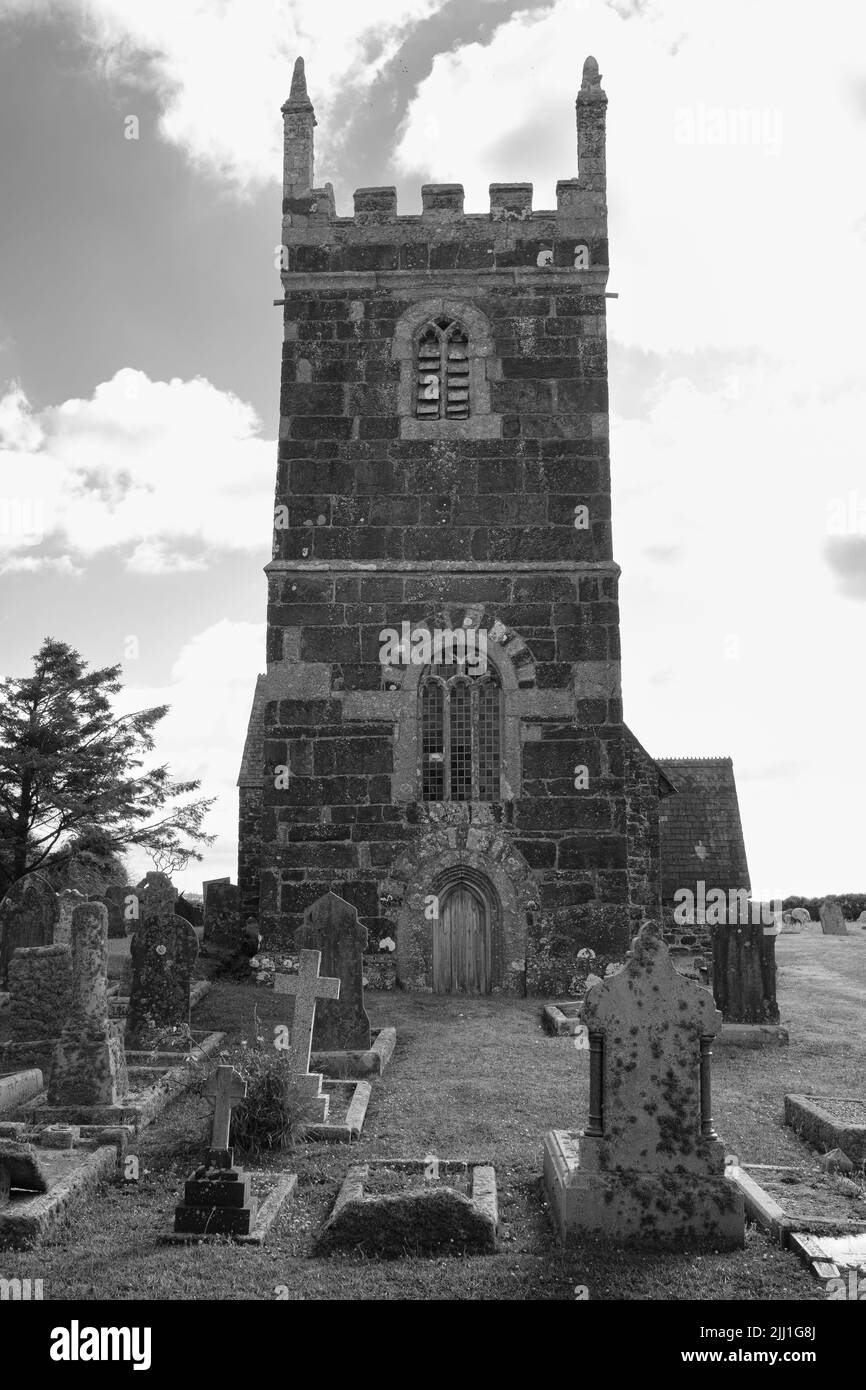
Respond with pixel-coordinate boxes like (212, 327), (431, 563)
(318, 1159), (498, 1255)
(306, 1080), (372, 1142)
(0, 1070), (44, 1114)
(788, 1231), (866, 1287)
(819, 897), (848, 936)
(0, 873), (59, 987)
(542, 1001), (583, 1036)
(784, 1094), (866, 1166)
(730, 1163), (866, 1243)
(543, 919), (745, 1249)
(0, 1141), (118, 1249)
(21, 1026), (225, 1134)
(311, 1027), (397, 1079)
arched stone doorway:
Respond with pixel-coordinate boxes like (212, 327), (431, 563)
(432, 868), (497, 995)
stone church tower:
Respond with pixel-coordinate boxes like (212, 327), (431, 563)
(238, 56), (749, 994)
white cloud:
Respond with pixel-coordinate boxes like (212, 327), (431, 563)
(119, 618), (265, 890)
(612, 356), (866, 898)
(395, 0), (866, 360)
(6, 0), (440, 190)
(0, 369), (273, 573)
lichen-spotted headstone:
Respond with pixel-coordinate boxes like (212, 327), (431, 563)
(818, 897), (848, 936)
(0, 873), (59, 987)
(126, 880), (199, 1050)
(295, 890), (371, 1051)
(543, 919), (744, 1249)
(48, 901), (127, 1106)
(9, 944), (72, 1043)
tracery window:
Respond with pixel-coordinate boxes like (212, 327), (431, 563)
(420, 662), (501, 801)
(416, 318), (470, 420)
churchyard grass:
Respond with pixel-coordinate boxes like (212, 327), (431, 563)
(0, 931), (861, 1299)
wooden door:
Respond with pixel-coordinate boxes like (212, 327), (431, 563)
(434, 884), (491, 994)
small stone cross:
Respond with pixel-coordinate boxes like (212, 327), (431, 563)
(204, 1065), (246, 1164)
(274, 948), (340, 1075)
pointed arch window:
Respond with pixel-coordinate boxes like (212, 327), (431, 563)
(420, 661), (501, 801)
(416, 318), (470, 420)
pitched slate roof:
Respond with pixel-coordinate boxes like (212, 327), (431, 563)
(656, 756), (750, 904)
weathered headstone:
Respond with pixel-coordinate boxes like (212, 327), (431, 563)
(0, 873), (59, 987)
(857, 909), (866, 925)
(543, 919), (745, 1248)
(711, 922), (780, 1024)
(48, 902), (127, 1107)
(126, 881), (199, 1050)
(172, 1064), (258, 1236)
(274, 948), (340, 1122)
(295, 891), (370, 1051)
(56, 888), (86, 947)
(202, 876), (230, 911)
(202, 879), (241, 950)
(102, 884), (138, 939)
(818, 897), (848, 936)
(9, 945), (72, 1042)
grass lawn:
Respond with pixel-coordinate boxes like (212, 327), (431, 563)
(2, 929), (863, 1300)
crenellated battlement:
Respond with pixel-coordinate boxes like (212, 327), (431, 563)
(279, 55), (608, 267)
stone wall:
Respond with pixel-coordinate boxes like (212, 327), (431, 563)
(624, 729), (666, 932)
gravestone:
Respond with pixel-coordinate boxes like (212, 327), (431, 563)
(172, 1064), (258, 1236)
(48, 902), (127, 1106)
(711, 922), (780, 1024)
(203, 879), (241, 950)
(56, 889), (86, 947)
(126, 880), (199, 1050)
(273, 948), (340, 1122)
(544, 919), (745, 1248)
(818, 897), (848, 936)
(9, 945), (72, 1042)
(295, 891), (370, 1051)
(0, 873), (59, 987)
(102, 885), (138, 939)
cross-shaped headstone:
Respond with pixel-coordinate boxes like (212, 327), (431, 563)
(275, 948), (341, 1073)
(274, 948), (340, 1122)
(203, 1064), (246, 1167)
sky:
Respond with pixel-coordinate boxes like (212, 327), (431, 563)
(0, 0), (864, 898)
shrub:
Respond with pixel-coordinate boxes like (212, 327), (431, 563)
(211, 1044), (320, 1159)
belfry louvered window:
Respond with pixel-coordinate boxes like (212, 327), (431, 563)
(420, 663), (501, 801)
(416, 318), (470, 420)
